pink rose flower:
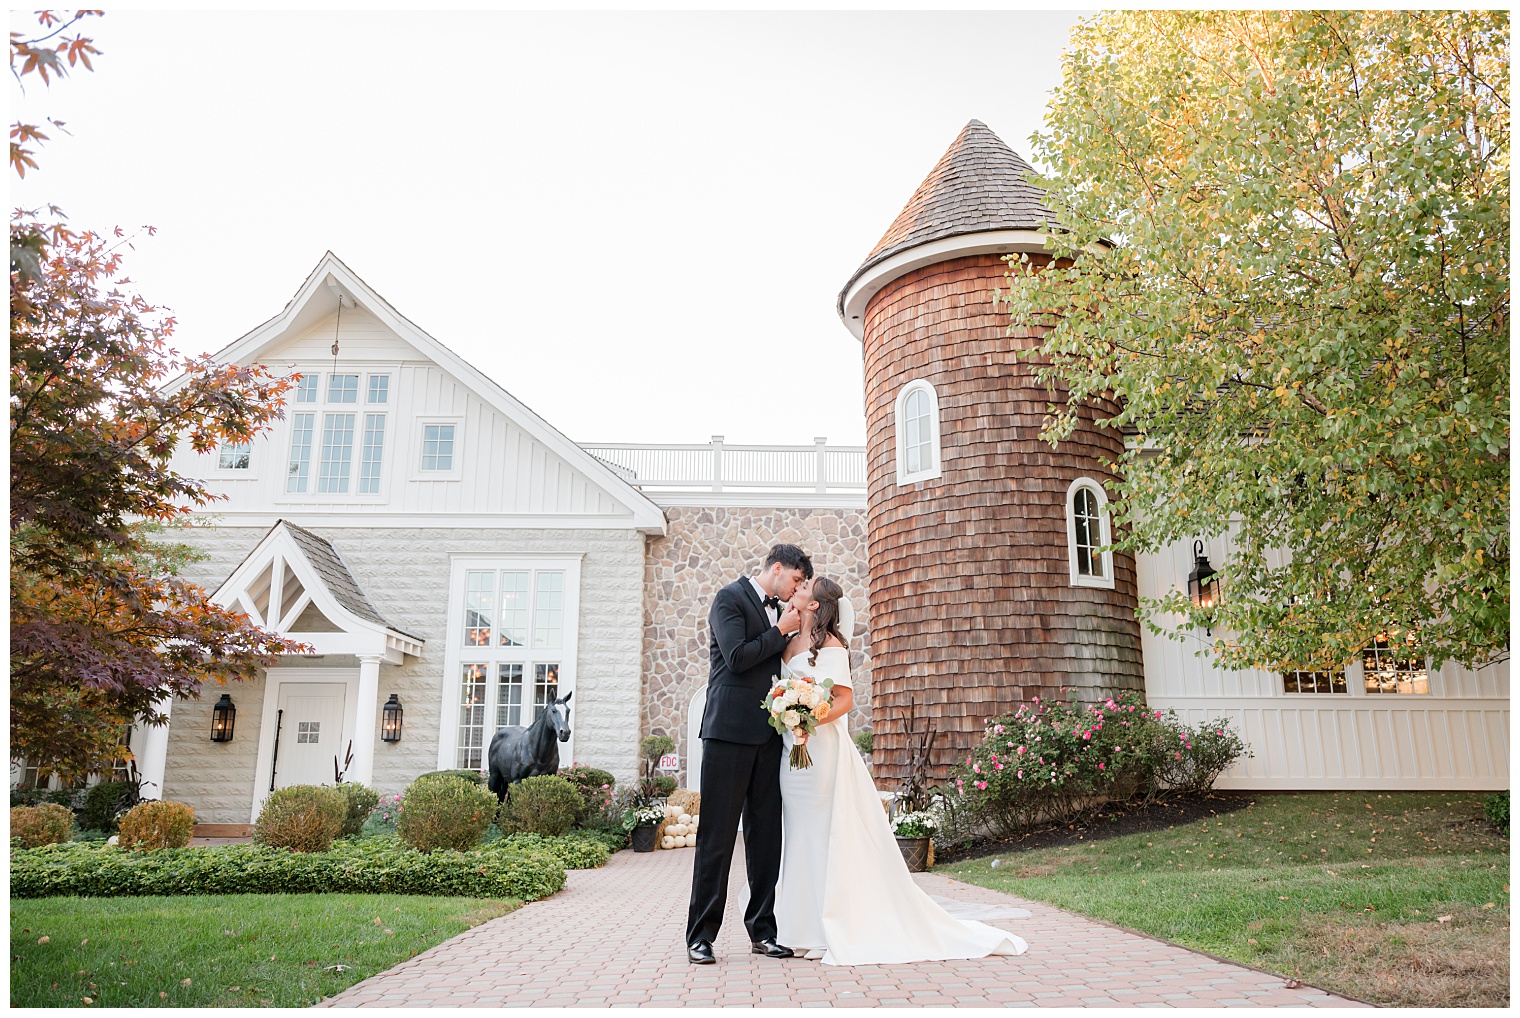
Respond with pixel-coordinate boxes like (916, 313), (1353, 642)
(994, 762), (1003, 770)
(973, 763), (981, 774)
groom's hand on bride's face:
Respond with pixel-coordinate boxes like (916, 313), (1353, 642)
(777, 605), (802, 636)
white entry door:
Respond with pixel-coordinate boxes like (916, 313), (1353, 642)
(274, 682), (348, 789)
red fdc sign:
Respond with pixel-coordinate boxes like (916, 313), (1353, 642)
(657, 754), (680, 771)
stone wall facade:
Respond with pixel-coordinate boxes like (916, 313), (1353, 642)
(860, 253), (1145, 786)
(642, 507), (873, 787)
(158, 523), (645, 823)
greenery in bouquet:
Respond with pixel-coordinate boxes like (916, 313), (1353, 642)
(763, 675), (836, 769)
(891, 809), (939, 839)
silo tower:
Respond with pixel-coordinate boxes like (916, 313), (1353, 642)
(836, 120), (1145, 787)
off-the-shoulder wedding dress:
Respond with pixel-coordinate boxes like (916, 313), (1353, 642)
(773, 646), (1029, 965)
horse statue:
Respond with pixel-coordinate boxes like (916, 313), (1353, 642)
(487, 690), (573, 802)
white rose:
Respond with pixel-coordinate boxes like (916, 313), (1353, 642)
(782, 709), (801, 728)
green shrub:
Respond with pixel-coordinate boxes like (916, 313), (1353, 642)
(854, 728), (874, 755)
(1150, 715), (1252, 796)
(11, 786), (54, 809)
(499, 831), (610, 869)
(79, 780), (139, 833)
(640, 735), (675, 761)
(558, 765), (616, 823)
(10, 835), (566, 901)
(11, 804), (74, 848)
(652, 775), (677, 797)
(334, 782), (380, 838)
(1484, 790), (1509, 834)
(117, 801), (196, 850)
(568, 826), (626, 854)
(399, 775), (497, 853)
(413, 769), (485, 786)
(497, 775), (582, 837)
(254, 786), (346, 853)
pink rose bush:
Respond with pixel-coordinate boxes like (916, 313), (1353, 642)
(952, 692), (1249, 837)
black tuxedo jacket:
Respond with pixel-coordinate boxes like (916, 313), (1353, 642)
(701, 577), (790, 745)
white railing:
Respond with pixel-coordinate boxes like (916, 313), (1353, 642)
(581, 437), (867, 494)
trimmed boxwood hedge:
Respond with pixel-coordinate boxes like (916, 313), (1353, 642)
(11, 835), (565, 901)
(499, 832), (610, 869)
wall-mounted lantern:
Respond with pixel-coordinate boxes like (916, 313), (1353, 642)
(210, 693), (237, 743)
(381, 694), (404, 743)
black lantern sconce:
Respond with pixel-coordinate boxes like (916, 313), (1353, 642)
(1187, 540), (1220, 633)
(210, 693), (237, 743)
(381, 694), (404, 743)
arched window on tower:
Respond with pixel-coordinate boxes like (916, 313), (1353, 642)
(895, 379), (942, 484)
(1066, 478), (1115, 589)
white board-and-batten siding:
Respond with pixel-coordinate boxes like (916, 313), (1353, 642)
(172, 307), (629, 522)
(1135, 536), (1510, 790)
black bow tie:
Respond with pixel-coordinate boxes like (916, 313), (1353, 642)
(762, 595), (782, 612)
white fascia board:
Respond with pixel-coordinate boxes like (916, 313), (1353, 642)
(188, 511), (650, 530)
(162, 252), (668, 536)
(647, 491), (868, 510)
(838, 230), (1055, 340)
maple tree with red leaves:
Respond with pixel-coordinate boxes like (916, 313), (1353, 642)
(10, 11), (305, 783)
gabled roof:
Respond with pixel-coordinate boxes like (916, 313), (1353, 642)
(279, 521), (411, 636)
(162, 252), (668, 535)
(837, 120), (1061, 322)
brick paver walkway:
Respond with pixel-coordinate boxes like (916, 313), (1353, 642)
(322, 847), (1367, 1008)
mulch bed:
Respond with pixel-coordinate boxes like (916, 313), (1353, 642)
(937, 791), (1257, 863)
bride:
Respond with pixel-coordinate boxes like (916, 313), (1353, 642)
(772, 576), (1029, 965)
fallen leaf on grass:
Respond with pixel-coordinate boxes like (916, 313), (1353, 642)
(81, 998), (93, 1005)
(373, 917), (382, 926)
(1437, 915), (1453, 923)
(324, 965), (350, 973)
(1283, 979), (1302, 989)
(37, 936), (50, 944)
(180, 978), (191, 987)
(1483, 902), (1495, 909)
(1247, 938), (1258, 945)
(159, 992), (167, 1000)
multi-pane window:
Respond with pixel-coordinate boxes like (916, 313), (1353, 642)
(218, 442), (251, 470)
(1283, 669), (1347, 694)
(287, 413), (315, 493)
(454, 567), (572, 769)
(327, 373), (359, 404)
(1073, 487), (1104, 578)
(422, 424), (456, 471)
(286, 371), (389, 495)
(1363, 636), (1429, 694)
(457, 663), (489, 769)
(895, 380), (941, 483)
(317, 413), (356, 494)
(358, 414), (386, 494)
(903, 389), (932, 474)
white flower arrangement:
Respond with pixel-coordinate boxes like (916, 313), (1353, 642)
(623, 803), (665, 831)
(892, 809), (940, 838)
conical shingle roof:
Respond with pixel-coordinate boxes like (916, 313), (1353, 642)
(837, 120), (1060, 320)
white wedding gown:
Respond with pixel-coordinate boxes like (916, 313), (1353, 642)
(773, 646), (1029, 965)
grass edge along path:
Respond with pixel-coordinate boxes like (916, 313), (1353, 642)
(940, 791), (1508, 1008)
(11, 892), (520, 1008)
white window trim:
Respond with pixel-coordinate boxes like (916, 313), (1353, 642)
(894, 378), (942, 485)
(437, 555), (583, 772)
(414, 416), (464, 481)
(212, 438), (259, 480)
(1066, 477), (1116, 590)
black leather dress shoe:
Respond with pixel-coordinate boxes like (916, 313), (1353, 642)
(687, 940), (715, 965)
(751, 937), (794, 959)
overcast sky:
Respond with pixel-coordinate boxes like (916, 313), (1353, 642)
(12, 10), (1088, 446)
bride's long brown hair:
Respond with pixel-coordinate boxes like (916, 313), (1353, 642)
(807, 576), (848, 666)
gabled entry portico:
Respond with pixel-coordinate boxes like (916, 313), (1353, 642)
(190, 520), (424, 821)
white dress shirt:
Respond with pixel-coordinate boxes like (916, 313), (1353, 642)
(750, 577), (779, 627)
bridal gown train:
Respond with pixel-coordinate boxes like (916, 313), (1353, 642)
(773, 646), (1029, 966)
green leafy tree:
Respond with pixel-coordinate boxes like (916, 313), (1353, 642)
(10, 11), (303, 783)
(1003, 10), (1508, 673)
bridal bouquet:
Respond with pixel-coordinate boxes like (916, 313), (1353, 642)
(763, 674), (836, 769)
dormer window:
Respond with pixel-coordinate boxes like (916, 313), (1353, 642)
(285, 370), (389, 495)
(1066, 478), (1115, 589)
(895, 379), (942, 484)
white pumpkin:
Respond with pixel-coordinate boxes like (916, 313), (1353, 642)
(687, 831), (697, 845)
(689, 815), (699, 828)
(678, 813), (692, 825)
(661, 835), (676, 849)
(672, 823), (691, 837)
(665, 804), (682, 819)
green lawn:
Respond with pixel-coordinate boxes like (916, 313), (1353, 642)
(941, 791), (1509, 1008)
(11, 893), (519, 1008)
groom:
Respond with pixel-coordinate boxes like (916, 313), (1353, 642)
(685, 543), (813, 964)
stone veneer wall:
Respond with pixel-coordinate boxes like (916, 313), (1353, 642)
(860, 253), (1145, 786)
(158, 524), (644, 823)
(642, 507), (872, 788)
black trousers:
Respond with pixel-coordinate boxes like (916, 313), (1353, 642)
(685, 735), (783, 946)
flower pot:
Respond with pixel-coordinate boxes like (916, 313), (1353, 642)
(896, 835), (931, 872)
(631, 824), (659, 853)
